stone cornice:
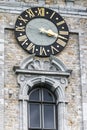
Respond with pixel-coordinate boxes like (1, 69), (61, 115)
(13, 55), (72, 78)
(0, 2), (87, 18)
(13, 67), (71, 77)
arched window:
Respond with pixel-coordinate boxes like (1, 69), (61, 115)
(28, 86), (57, 130)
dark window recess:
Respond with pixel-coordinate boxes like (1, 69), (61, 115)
(28, 87), (56, 130)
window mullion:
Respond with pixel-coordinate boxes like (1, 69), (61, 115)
(41, 88), (43, 130)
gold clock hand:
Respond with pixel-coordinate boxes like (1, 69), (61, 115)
(39, 28), (57, 37)
(45, 29), (67, 40)
(46, 29), (57, 37)
(39, 28), (67, 40)
(57, 34), (67, 40)
(39, 27), (48, 34)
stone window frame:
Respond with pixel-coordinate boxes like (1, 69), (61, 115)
(14, 55), (72, 130)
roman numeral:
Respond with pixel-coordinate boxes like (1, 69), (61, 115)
(15, 26), (25, 32)
(51, 46), (59, 54)
(57, 20), (65, 26)
(50, 12), (55, 19)
(17, 35), (27, 42)
(26, 43), (35, 53)
(26, 9), (35, 18)
(18, 16), (28, 23)
(40, 47), (47, 56)
(22, 39), (28, 46)
(56, 39), (66, 47)
(59, 31), (69, 35)
(37, 7), (45, 16)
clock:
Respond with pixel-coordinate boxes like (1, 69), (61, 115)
(15, 7), (69, 57)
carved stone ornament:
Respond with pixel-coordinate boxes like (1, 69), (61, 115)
(13, 55), (72, 99)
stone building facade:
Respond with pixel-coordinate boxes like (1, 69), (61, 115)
(0, 0), (87, 130)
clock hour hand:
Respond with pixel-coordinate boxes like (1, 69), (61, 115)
(39, 27), (57, 37)
(39, 28), (67, 40)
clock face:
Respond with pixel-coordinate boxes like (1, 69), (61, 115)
(15, 7), (69, 57)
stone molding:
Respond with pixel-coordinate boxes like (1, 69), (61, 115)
(0, 20), (5, 130)
(0, 2), (87, 18)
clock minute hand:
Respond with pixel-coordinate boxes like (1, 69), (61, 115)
(57, 34), (67, 40)
(39, 28), (49, 35)
(45, 29), (58, 37)
(46, 29), (67, 40)
(39, 28), (57, 37)
(39, 28), (67, 40)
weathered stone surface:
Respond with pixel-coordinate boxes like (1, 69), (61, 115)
(0, 0), (87, 130)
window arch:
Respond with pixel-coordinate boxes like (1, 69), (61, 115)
(28, 86), (57, 130)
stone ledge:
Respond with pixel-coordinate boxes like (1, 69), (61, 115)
(13, 66), (72, 77)
(0, 1), (87, 17)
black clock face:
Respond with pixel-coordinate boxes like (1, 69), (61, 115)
(15, 7), (69, 57)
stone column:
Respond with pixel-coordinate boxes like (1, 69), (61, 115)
(19, 95), (29, 130)
(79, 32), (87, 130)
(58, 101), (67, 130)
(23, 100), (28, 130)
(0, 20), (4, 130)
(19, 101), (23, 130)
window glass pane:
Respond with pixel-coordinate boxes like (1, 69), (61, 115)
(29, 104), (40, 128)
(29, 89), (40, 101)
(43, 89), (53, 102)
(44, 104), (55, 129)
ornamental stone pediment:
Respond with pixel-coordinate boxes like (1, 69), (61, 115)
(13, 55), (72, 77)
(13, 55), (72, 102)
